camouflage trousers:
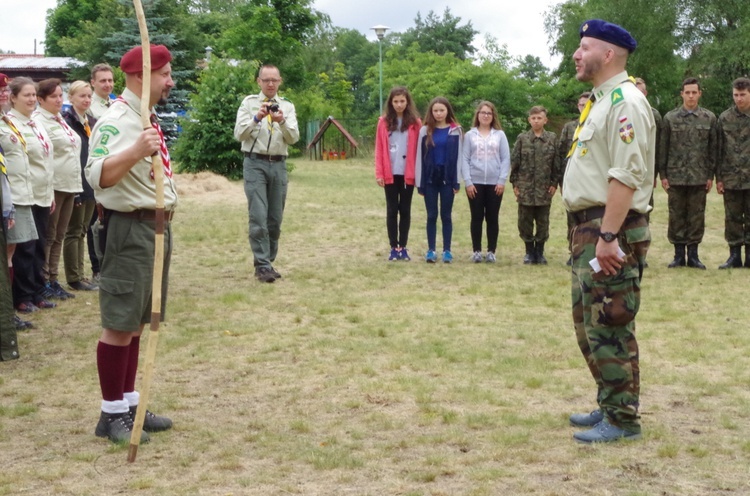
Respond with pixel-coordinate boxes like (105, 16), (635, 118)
(667, 185), (706, 245)
(722, 189), (750, 246)
(517, 204), (550, 243)
(570, 213), (650, 433)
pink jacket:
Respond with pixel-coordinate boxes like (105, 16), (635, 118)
(374, 116), (421, 186)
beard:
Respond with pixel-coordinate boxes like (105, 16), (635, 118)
(576, 58), (602, 83)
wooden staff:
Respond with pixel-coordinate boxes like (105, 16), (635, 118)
(128, 0), (167, 463)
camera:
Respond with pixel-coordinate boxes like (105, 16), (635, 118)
(267, 103), (280, 113)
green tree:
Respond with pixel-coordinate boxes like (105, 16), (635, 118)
(44, 0), (104, 56)
(397, 8), (478, 60)
(173, 59), (259, 179)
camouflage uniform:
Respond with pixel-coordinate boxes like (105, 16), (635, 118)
(659, 106), (717, 245)
(558, 119), (578, 247)
(510, 130), (558, 243)
(646, 107), (662, 221)
(717, 106), (750, 248)
(563, 71), (656, 433)
(1, 151), (19, 361)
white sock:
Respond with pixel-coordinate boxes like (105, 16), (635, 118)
(101, 399), (129, 414)
(124, 391), (140, 407)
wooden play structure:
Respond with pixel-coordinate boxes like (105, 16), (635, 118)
(306, 116), (359, 161)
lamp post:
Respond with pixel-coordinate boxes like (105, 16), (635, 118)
(370, 25), (389, 115)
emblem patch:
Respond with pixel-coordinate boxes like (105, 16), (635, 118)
(99, 125), (120, 136)
(611, 88), (624, 105)
(10, 134), (17, 144)
(619, 124), (635, 144)
(91, 146), (110, 158)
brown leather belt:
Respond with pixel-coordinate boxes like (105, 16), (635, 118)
(245, 152), (286, 162)
(570, 206), (642, 225)
(113, 209), (175, 222)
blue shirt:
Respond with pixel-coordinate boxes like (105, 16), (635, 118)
(432, 127), (450, 166)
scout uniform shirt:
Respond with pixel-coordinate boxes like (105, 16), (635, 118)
(85, 88), (178, 212)
(89, 94), (113, 120)
(562, 70), (656, 214)
(33, 107), (83, 194)
(234, 92), (300, 156)
(717, 105), (750, 190)
(0, 113), (34, 206)
(4, 111), (54, 208)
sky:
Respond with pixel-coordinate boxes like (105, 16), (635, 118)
(1, 0), (563, 68)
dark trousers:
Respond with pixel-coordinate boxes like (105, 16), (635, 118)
(384, 175), (414, 249)
(667, 185), (706, 245)
(722, 189), (750, 246)
(13, 205), (50, 304)
(467, 184), (503, 252)
(424, 182), (455, 252)
(87, 205), (101, 274)
(517, 204), (550, 243)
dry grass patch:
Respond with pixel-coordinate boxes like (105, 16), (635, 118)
(1, 159), (749, 495)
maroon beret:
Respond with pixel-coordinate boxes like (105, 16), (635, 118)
(120, 45), (172, 74)
(0, 73), (8, 87)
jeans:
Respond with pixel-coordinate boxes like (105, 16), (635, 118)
(423, 182), (455, 252)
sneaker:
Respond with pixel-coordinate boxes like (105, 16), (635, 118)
(34, 299), (57, 309)
(442, 251), (453, 263)
(95, 411), (150, 444)
(388, 248), (400, 261)
(573, 419), (641, 444)
(569, 409), (604, 427)
(16, 301), (39, 313)
(425, 250), (437, 263)
(399, 248), (411, 261)
(471, 251), (483, 263)
(486, 252), (496, 263)
(69, 280), (98, 291)
(255, 266), (276, 283)
(50, 281), (75, 299)
(13, 314), (34, 330)
(39, 283), (59, 300)
(129, 406), (173, 432)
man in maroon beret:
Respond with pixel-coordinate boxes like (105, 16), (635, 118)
(85, 44), (177, 443)
(0, 74), (10, 112)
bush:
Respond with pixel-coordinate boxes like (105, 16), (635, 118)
(173, 58), (258, 180)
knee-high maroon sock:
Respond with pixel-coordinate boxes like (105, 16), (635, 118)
(97, 341), (129, 402)
(124, 335), (141, 393)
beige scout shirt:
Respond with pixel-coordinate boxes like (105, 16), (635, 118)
(89, 94), (113, 120)
(562, 71), (655, 214)
(0, 114), (34, 206)
(6, 111), (54, 207)
(234, 92), (300, 156)
(86, 88), (178, 212)
(34, 107), (83, 193)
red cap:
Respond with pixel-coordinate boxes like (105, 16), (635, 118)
(0, 73), (9, 87)
(119, 45), (172, 74)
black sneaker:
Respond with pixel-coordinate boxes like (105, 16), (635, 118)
(95, 411), (150, 444)
(269, 267), (282, 280)
(129, 406), (173, 432)
(13, 314), (34, 330)
(255, 266), (276, 283)
(50, 281), (76, 299)
(69, 280), (98, 291)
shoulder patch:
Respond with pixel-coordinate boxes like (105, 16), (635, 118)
(611, 88), (625, 105)
(98, 125), (120, 136)
(91, 145), (110, 158)
(619, 123), (635, 144)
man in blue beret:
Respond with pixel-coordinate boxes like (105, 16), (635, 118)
(562, 20), (656, 443)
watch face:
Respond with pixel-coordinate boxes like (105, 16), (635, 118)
(600, 232), (617, 242)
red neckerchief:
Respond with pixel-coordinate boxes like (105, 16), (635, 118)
(54, 114), (78, 146)
(114, 97), (172, 179)
(19, 114), (51, 157)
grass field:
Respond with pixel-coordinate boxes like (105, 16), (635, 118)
(1, 158), (749, 495)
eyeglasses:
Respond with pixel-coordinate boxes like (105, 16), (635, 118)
(260, 79), (281, 84)
(478, 111), (493, 116)
(0, 88), (10, 94)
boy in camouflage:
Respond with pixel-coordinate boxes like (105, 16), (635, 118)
(510, 106), (559, 264)
(716, 77), (750, 268)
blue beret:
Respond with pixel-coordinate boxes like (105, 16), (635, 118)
(580, 19), (637, 53)
(120, 44), (172, 74)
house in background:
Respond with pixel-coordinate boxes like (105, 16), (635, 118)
(0, 54), (86, 82)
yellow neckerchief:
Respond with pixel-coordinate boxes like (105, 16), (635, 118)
(567, 94), (595, 158)
(2, 113), (28, 153)
(264, 97), (276, 136)
(0, 150), (5, 175)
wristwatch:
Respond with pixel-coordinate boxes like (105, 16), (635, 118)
(599, 231), (618, 243)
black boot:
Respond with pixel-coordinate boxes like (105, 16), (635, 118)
(686, 244), (706, 270)
(718, 246), (742, 269)
(536, 241), (548, 265)
(667, 244), (686, 268)
(523, 242), (535, 264)
(745, 245), (750, 268)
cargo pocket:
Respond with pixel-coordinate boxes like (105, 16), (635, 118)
(99, 276), (137, 329)
(588, 273), (639, 328)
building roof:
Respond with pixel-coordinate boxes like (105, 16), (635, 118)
(306, 116), (359, 150)
(0, 55), (86, 70)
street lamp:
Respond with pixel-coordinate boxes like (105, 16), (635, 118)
(370, 25), (389, 115)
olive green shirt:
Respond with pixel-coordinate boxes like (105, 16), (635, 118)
(86, 88), (178, 212)
(510, 129), (558, 206)
(557, 119), (577, 188)
(234, 92), (300, 156)
(34, 108), (83, 194)
(717, 106), (750, 190)
(658, 105), (717, 185)
(563, 71), (656, 214)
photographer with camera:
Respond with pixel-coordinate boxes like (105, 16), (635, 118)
(234, 65), (299, 283)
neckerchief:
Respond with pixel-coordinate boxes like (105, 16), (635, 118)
(567, 94), (595, 159)
(2, 113), (27, 153)
(114, 96), (172, 179)
(0, 147), (6, 176)
(26, 118), (51, 157)
(54, 115), (78, 146)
